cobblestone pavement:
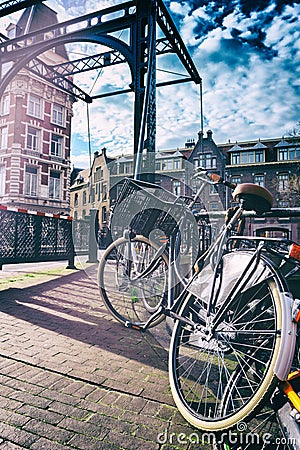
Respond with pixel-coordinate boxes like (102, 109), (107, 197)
(0, 264), (213, 450)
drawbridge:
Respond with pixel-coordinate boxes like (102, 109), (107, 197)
(0, 0), (202, 179)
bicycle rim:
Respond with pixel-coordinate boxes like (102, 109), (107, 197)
(214, 392), (294, 450)
(98, 235), (168, 328)
(169, 251), (284, 431)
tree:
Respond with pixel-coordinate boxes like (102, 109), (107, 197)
(272, 168), (300, 208)
(287, 120), (300, 137)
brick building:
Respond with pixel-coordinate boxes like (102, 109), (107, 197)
(0, 4), (74, 214)
(219, 136), (300, 240)
(70, 147), (115, 225)
(70, 130), (299, 242)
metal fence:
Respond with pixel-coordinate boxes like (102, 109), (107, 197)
(72, 218), (90, 255)
(0, 207), (76, 269)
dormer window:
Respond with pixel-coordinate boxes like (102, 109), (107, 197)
(278, 147), (300, 161)
(230, 149), (264, 165)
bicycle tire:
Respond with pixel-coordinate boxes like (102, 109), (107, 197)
(214, 395), (295, 450)
(169, 250), (290, 431)
(98, 235), (168, 328)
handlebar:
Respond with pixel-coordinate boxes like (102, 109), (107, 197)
(193, 168), (236, 190)
(209, 173), (237, 189)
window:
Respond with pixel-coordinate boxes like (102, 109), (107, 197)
(83, 190), (87, 205)
(25, 166), (38, 196)
(102, 184), (107, 200)
(278, 147), (300, 161)
(0, 127), (8, 149)
(241, 151), (254, 164)
(74, 193), (79, 207)
(1, 94), (9, 115)
(52, 103), (64, 126)
(26, 126), (40, 151)
(174, 158), (181, 170)
(278, 173), (289, 192)
(199, 153), (217, 169)
(231, 152), (240, 165)
(163, 159), (173, 170)
(254, 174), (265, 186)
(0, 165), (5, 196)
(278, 200), (289, 207)
(173, 180), (181, 196)
(51, 134), (63, 157)
(119, 162), (133, 174)
(90, 187), (95, 204)
(210, 184), (218, 195)
(94, 167), (103, 183)
(231, 150), (264, 164)
(255, 150), (264, 163)
(27, 94), (42, 118)
(231, 176), (241, 186)
(116, 184), (123, 197)
(278, 149), (288, 161)
(49, 171), (61, 199)
(102, 206), (107, 222)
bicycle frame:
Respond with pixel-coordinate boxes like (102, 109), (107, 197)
(102, 173), (300, 442)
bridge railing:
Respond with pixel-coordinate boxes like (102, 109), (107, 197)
(0, 206), (77, 269)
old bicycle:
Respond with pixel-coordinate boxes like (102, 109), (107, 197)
(98, 174), (300, 439)
(98, 170), (223, 328)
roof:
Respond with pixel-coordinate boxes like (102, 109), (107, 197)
(228, 141), (268, 152)
(274, 139), (295, 148)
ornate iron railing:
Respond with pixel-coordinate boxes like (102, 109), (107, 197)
(0, 207), (76, 269)
(72, 218), (90, 255)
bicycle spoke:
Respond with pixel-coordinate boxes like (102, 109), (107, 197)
(98, 236), (168, 327)
(169, 250), (285, 431)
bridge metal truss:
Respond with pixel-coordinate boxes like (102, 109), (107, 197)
(0, 0), (201, 179)
(0, 0), (45, 17)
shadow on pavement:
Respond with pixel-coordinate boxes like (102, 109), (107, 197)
(0, 269), (169, 374)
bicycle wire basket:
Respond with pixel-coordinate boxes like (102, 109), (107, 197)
(110, 178), (192, 239)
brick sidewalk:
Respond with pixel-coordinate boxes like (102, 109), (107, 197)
(0, 267), (212, 450)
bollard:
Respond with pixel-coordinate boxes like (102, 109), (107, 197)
(87, 209), (99, 263)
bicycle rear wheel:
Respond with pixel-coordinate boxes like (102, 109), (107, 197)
(214, 402), (291, 449)
(98, 235), (168, 328)
(169, 250), (292, 431)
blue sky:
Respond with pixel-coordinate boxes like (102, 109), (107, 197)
(1, 0), (299, 168)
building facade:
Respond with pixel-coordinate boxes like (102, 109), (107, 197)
(70, 147), (115, 226)
(220, 136), (300, 241)
(70, 143), (195, 230)
(0, 4), (74, 214)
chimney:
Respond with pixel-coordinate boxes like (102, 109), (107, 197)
(207, 130), (213, 140)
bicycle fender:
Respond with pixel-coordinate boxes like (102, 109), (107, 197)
(274, 292), (297, 381)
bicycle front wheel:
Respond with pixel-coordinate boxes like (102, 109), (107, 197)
(169, 250), (289, 431)
(98, 235), (168, 328)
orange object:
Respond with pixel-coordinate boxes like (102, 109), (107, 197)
(289, 243), (300, 262)
(288, 370), (300, 381)
(281, 380), (300, 412)
(210, 173), (221, 182)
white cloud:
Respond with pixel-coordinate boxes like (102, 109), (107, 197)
(1, 0), (299, 164)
